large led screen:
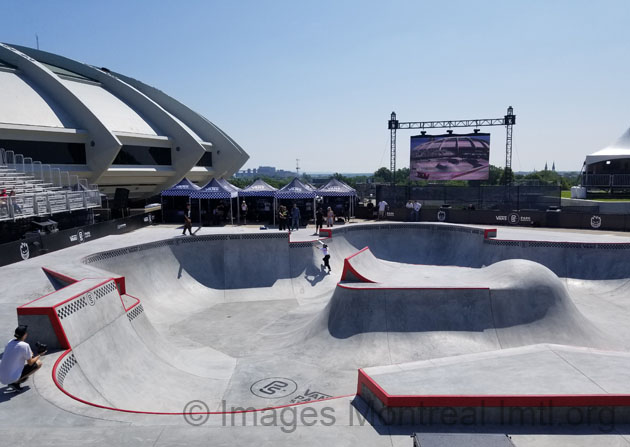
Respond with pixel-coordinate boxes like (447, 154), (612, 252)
(410, 133), (490, 181)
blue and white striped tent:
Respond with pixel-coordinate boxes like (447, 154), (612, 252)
(239, 179), (277, 197)
(239, 179), (278, 225)
(190, 178), (238, 224)
(216, 178), (242, 196)
(317, 178), (356, 197)
(316, 178), (357, 220)
(275, 177), (317, 199)
(276, 177), (316, 224)
(160, 177), (200, 197)
(190, 178), (237, 199)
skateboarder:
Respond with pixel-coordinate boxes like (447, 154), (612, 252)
(0, 325), (46, 392)
(319, 241), (331, 273)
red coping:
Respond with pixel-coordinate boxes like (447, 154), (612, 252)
(319, 228), (332, 238)
(341, 247), (376, 283)
(52, 348), (353, 415)
(18, 269), (136, 349)
(357, 368), (630, 408)
(484, 228), (497, 239)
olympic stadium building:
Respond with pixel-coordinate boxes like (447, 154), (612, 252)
(0, 43), (248, 199)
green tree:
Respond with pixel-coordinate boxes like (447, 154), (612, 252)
(499, 167), (514, 185)
(373, 167), (392, 183)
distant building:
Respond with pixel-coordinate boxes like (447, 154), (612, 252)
(235, 165), (296, 178)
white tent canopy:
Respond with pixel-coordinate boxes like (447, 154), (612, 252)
(585, 128), (630, 166)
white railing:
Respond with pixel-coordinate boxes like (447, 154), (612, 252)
(0, 147), (102, 222)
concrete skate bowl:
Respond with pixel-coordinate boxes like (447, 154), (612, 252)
(38, 223), (630, 415)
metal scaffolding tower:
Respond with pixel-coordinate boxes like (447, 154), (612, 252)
(388, 106), (516, 185)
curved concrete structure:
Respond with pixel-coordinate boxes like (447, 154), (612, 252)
(0, 43), (248, 198)
(3, 223), (630, 445)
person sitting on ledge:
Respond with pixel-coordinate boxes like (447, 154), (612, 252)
(0, 325), (46, 392)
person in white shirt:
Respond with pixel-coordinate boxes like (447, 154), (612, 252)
(241, 200), (248, 225)
(0, 325), (45, 392)
(377, 200), (388, 220)
(413, 200), (422, 221)
(319, 241), (331, 273)
(405, 200), (414, 221)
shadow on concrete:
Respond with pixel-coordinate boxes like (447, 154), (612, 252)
(349, 396), (630, 436)
(0, 385), (30, 402)
(305, 265), (328, 287)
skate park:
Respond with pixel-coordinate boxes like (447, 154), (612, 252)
(2, 221), (630, 446)
(3, 3), (630, 445)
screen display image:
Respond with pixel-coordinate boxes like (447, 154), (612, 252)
(410, 133), (490, 181)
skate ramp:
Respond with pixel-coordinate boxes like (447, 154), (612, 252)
(38, 223), (629, 414)
(330, 257), (612, 350)
(45, 277), (235, 413)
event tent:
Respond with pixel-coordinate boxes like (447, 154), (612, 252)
(160, 178), (200, 197)
(190, 178), (238, 225)
(316, 178), (357, 219)
(584, 128), (630, 167)
(239, 179), (278, 225)
(276, 177), (317, 224)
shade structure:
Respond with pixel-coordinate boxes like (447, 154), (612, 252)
(239, 179), (278, 197)
(316, 178), (356, 197)
(190, 178), (238, 225)
(190, 178), (238, 199)
(584, 128), (630, 167)
(236, 179), (277, 226)
(216, 178), (242, 195)
(275, 177), (317, 199)
(160, 178), (200, 197)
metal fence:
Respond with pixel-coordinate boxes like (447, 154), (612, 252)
(376, 185), (561, 211)
(582, 174), (630, 187)
(0, 148), (102, 221)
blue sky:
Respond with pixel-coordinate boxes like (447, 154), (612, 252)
(3, 0), (630, 173)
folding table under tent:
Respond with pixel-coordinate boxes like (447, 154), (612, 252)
(275, 177), (317, 226)
(238, 179), (278, 225)
(160, 177), (201, 223)
(190, 178), (238, 226)
(316, 178), (357, 221)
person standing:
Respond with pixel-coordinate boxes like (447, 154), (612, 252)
(406, 200), (413, 221)
(0, 325), (46, 392)
(326, 206), (335, 227)
(315, 208), (324, 234)
(241, 200), (248, 225)
(291, 203), (301, 231)
(377, 200), (388, 220)
(278, 205), (288, 231)
(413, 200), (422, 222)
(182, 203), (193, 235)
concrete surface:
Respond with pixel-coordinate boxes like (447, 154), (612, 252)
(1, 222), (630, 446)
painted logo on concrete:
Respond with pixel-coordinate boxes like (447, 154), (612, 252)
(250, 377), (298, 398)
(86, 291), (96, 306)
(437, 210), (446, 222)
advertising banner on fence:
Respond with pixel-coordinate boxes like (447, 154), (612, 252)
(410, 133), (490, 181)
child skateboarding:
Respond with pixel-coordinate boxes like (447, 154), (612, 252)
(318, 240), (331, 273)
